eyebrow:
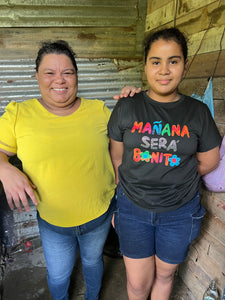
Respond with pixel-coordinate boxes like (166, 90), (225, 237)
(43, 68), (75, 72)
(64, 68), (76, 72)
(149, 55), (182, 60)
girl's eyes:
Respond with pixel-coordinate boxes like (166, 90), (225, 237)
(152, 60), (178, 65)
(152, 61), (160, 65)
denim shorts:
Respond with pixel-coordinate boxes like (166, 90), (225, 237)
(114, 184), (205, 264)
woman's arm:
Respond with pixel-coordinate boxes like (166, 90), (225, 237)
(196, 146), (220, 176)
(0, 149), (38, 212)
(109, 139), (124, 185)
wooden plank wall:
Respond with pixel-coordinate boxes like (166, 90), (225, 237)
(0, 0), (147, 59)
(145, 0), (225, 299)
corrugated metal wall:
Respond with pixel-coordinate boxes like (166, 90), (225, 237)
(0, 0), (142, 27)
(0, 57), (143, 115)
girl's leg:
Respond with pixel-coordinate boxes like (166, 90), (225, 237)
(151, 192), (205, 300)
(123, 255), (155, 300)
(37, 214), (77, 300)
(150, 256), (178, 300)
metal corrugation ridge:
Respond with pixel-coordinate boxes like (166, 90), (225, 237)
(0, 58), (143, 114)
(0, 1), (138, 28)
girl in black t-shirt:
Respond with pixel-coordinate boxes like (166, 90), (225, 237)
(108, 28), (221, 300)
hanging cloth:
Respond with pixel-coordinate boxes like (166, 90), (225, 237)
(191, 77), (214, 118)
(196, 77), (224, 192)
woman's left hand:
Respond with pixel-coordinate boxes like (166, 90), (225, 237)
(114, 86), (142, 100)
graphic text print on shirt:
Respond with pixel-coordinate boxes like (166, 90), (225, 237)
(131, 120), (190, 167)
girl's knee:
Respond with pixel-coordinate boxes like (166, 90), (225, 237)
(127, 278), (151, 298)
(155, 270), (175, 284)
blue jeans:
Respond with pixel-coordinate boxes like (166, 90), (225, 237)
(37, 198), (115, 300)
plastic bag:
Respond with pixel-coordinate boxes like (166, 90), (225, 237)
(203, 136), (225, 192)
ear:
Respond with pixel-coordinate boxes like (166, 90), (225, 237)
(35, 72), (39, 81)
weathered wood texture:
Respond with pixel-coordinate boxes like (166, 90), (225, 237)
(0, 0), (147, 59)
(179, 208), (225, 299)
(145, 0), (225, 297)
(0, 27), (142, 59)
(146, 0), (225, 33)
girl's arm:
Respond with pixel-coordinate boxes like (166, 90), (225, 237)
(109, 139), (124, 185)
(196, 146), (220, 176)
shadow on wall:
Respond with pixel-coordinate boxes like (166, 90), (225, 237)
(0, 155), (23, 248)
(0, 191), (15, 248)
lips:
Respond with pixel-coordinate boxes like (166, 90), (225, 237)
(52, 88), (68, 95)
(157, 79), (171, 85)
(52, 88), (67, 91)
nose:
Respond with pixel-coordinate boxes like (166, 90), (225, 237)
(159, 62), (170, 75)
(55, 73), (66, 83)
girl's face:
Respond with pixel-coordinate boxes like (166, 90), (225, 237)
(145, 38), (188, 102)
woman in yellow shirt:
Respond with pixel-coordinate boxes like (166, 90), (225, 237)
(0, 40), (137, 300)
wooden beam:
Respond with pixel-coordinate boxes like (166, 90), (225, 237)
(0, 27), (143, 59)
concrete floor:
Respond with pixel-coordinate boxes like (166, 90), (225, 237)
(1, 237), (195, 300)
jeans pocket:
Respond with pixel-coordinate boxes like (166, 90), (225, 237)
(189, 205), (206, 243)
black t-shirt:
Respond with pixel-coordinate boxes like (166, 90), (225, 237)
(108, 92), (221, 212)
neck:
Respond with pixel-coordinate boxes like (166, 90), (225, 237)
(147, 90), (180, 103)
(38, 97), (81, 116)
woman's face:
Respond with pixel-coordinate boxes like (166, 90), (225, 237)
(36, 53), (78, 110)
(145, 39), (188, 102)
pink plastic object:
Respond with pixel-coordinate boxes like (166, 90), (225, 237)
(203, 136), (225, 192)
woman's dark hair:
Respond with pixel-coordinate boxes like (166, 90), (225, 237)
(35, 40), (78, 73)
(144, 27), (188, 63)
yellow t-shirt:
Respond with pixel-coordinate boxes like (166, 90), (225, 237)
(0, 98), (116, 226)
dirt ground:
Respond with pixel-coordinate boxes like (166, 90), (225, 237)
(1, 239), (195, 300)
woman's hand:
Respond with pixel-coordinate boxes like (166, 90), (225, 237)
(114, 86), (142, 100)
(0, 151), (38, 213)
